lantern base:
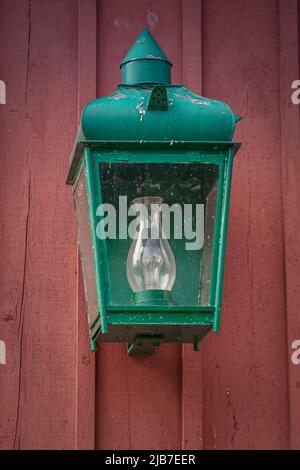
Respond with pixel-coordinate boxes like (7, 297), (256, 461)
(133, 289), (174, 305)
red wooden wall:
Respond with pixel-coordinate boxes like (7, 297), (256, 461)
(0, 0), (299, 450)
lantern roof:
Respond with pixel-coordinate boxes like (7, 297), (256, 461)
(66, 30), (242, 185)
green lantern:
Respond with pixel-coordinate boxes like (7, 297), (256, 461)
(66, 28), (241, 354)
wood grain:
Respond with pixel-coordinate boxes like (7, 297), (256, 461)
(279, 0), (300, 450)
(201, 0), (289, 449)
(75, 0), (97, 450)
(0, 0), (78, 449)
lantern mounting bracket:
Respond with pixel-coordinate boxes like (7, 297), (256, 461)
(126, 334), (164, 356)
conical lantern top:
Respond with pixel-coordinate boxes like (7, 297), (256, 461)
(120, 28), (172, 85)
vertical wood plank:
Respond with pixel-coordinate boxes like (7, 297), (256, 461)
(0, 0), (31, 450)
(75, 0), (97, 450)
(181, 0), (204, 451)
(279, 0), (300, 450)
(0, 0), (78, 449)
(201, 0), (289, 449)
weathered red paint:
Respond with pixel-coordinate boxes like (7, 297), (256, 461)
(75, 0), (97, 450)
(0, 0), (78, 449)
(202, 0), (289, 450)
(0, 0), (299, 450)
(279, 0), (300, 448)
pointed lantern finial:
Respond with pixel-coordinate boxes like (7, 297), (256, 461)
(120, 28), (172, 85)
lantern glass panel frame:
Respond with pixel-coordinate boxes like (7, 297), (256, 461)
(73, 144), (235, 337)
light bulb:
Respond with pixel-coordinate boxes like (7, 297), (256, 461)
(126, 197), (176, 293)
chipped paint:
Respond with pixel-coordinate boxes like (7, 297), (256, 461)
(147, 54), (163, 60)
(110, 91), (128, 100)
(174, 93), (210, 105)
(136, 102), (146, 121)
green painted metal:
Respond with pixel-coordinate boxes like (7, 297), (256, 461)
(93, 148), (229, 164)
(133, 289), (174, 305)
(122, 60), (171, 86)
(72, 140), (240, 153)
(209, 159), (225, 306)
(66, 138), (240, 188)
(121, 28), (172, 85)
(90, 339), (97, 352)
(107, 305), (214, 312)
(81, 86), (236, 143)
(121, 28), (171, 65)
(213, 146), (235, 332)
(79, 30), (237, 146)
(66, 28), (241, 351)
(84, 147), (108, 334)
(108, 312), (214, 325)
(92, 156), (112, 306)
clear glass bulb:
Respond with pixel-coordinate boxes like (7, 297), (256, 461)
(126, 196), (176, 292)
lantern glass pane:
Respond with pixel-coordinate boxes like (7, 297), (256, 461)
(74, 170), (98, 325)
(98, 162), (219, 307)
